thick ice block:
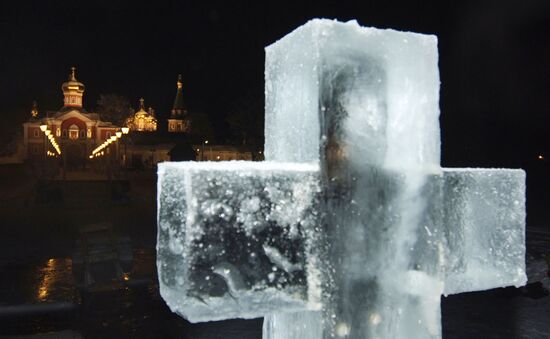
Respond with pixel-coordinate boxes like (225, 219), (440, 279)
(157, 161), (321, 322)
(441, 168), (527, 294)
(265, 19), (440, 168)
(157, 18), (527, 339)
(265, 19), (446, 339)
(262, 19), (526, 339)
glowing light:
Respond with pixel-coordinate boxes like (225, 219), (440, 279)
(121, 127), (129, 134)
(110, 136), (117, 142)
(335, 322), (351, 337)
(538, 154), (544, 160)
(37, 258), (56, 301)
(123, 273), (130, 281)
(204, 140), (209, 144)
(116, 131), (122, 138)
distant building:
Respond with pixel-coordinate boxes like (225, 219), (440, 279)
(167, 74), (191, 133)
(124, 98), (157, 132)
(21, 68), (258, 172)
(194, 144), (255, 161)
(22, 67), (119, 168)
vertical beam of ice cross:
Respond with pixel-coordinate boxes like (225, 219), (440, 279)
(263, 19), (442, 339)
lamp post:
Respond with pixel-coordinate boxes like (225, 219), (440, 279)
(201, 140), (208, 161)
(116, 131), (122, 171)
(121, 127), (129, 169)
(39, 124), (48, 178)
(121, 127), (129, 178)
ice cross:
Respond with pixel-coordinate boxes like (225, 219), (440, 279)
(157, 19), (526, 339)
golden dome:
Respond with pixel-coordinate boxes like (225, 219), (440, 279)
(125, 98), (157, 132)
(61, 66), (85, 93)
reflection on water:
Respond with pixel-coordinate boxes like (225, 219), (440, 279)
(0, 257), (76, 306)
(36, 258), (75, 303)
(1, 249), (265, 337)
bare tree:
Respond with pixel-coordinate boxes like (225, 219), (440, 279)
(96, 94), (132, 125)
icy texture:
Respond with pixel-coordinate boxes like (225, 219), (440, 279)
(262, 19), (526, 339)
(265, 19), (440, 167)
(156, 18), (526, 339)
(441, 169), (527, 295)
(263, 311), (323, 339)
(265, 19), (444, 339)
(157, 161), (321, 322)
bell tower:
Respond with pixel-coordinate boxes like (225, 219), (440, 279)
(61, 66), (85, 108)
(168, 74), (190, 133)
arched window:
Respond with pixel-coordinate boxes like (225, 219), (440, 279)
(69, 124), (79, 140)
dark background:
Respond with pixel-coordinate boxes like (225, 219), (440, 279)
(0, 0), (548, 224)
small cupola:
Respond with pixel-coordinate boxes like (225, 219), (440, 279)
(61, 66), (85, 108)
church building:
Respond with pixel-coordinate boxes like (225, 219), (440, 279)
(168, 74), (190, 133)
(20, 68), (255, 171)
(22, 67), (119, 168)
(124, 98), (157, 132)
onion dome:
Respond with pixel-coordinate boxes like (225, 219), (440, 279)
(61, 66), (85, 108)
(125, 98), (157, 132)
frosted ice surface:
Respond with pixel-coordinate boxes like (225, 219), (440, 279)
(265, 19), (440, 168)
(265, 18), (445, 339)
(441, 169), (527, 295)
(156, 18), (527, 339)
(262, 19), (526, 339)
(157, 161), (321, 322)
(263, 311), (323, 339)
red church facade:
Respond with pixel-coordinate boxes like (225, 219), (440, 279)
(22, 67), (119, 167)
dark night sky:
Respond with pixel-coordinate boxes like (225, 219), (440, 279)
(0, 1), (548, 194)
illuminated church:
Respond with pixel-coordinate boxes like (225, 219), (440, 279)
(21, 68), (253, 170)
(125, 98), (157, 132)
(22, 67), (119, 168)
(168, 74), (190, 133)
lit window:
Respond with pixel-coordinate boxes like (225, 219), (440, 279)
(69, 125), (79, 140)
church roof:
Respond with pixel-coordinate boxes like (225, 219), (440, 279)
(125, 98), (157, 132)
(171, 74), (187, 118)
(58, 106), (87, 114)
(61, 66), (85, 93)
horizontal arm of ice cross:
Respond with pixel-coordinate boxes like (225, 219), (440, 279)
(157, 161), (322, 322)
(439, 168), (527, 295)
